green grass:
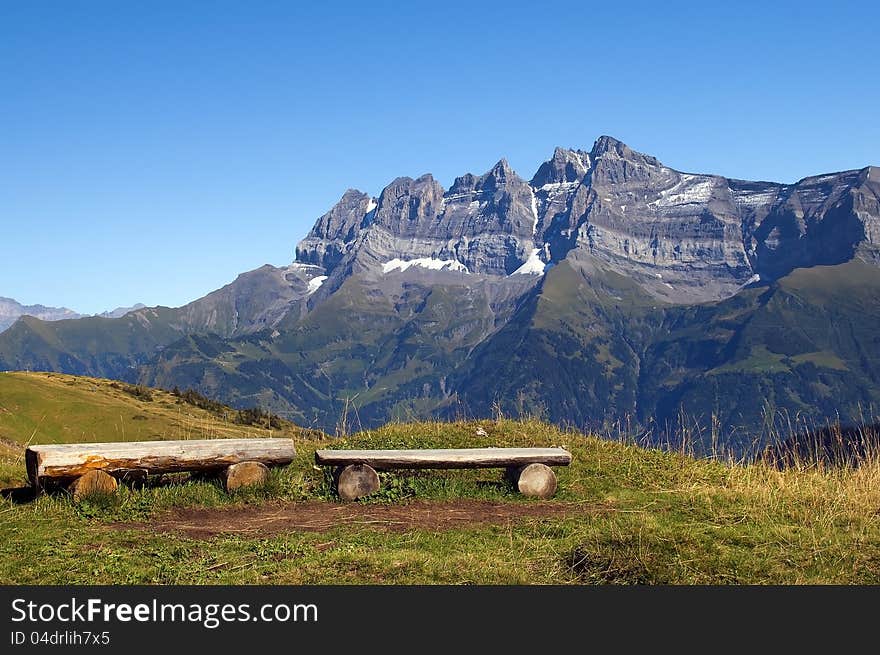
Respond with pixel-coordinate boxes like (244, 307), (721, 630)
(709, 345), (791, 375)
(0, 371), (315, 450)
(1, 372), (879, 584)
(791, 351), (849, 370)
(1, 382), (879, 584)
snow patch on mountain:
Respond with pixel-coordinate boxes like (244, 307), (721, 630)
(651, 175), (717, 208)
(307, 276), (328, 294)
(382, 258), (470, 274)
(510, 249), (545, 276)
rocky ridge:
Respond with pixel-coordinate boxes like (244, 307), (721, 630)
(295, 136), (879, 304)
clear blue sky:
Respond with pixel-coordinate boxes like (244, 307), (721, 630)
(2, 0), (877, 314)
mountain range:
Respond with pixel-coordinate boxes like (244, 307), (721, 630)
(2, 136), (878, 452)
(0, 298), (81, 333)
(0, 300), (146, 333)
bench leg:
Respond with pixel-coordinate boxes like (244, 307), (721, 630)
(336, 464), (380, 501)
(224, 461), (270, 492)
(68, 470), (118, 501)
(507, 463), (557, 498)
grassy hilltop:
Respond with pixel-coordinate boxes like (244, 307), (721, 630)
(0, 372), (878, 584)
(0, 371), (312, 445)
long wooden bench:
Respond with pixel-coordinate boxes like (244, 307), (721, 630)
(26, 438), (297, 497)
(314, 447), (573, 500)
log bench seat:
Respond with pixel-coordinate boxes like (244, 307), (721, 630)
(314, 447), (573, 500)
(26, 438), (297, 497)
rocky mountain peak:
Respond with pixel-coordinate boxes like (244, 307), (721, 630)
(294, 188), (374, 269)
(372, 174), (445, 236)
(590, 135), (661, 166)
(449, 173), (478, 195)
(587, 135), (666, 187)
(531, 147), (591, 187)
(481, 158), (517, 189)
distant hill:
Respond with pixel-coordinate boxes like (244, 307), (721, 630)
(0, 299), (147, 333)
(0, 372), (319, 455)
(0, 297), (82, 332)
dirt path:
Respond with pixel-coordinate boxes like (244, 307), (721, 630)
(115, 500), (601, 539)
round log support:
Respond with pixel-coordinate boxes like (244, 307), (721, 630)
(336, 463), (380, 501)
(509, 463), (557, 498)
(224, 461), (270, 492)
(68, 470), (118, 500)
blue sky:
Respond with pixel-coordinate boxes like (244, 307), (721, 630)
(1, 0), (878, 314)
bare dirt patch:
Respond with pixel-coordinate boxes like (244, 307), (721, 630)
(115, 500), (601, 539)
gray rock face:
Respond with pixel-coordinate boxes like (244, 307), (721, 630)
(556, 136), (756, 301)
(299, 161), (543, 284)
(0, 297), (82, 333)
(294, 136), (879, 304)
(296, 189), (375, 271)
(750, 168), (880, 278)
(530, 147), (591, 187)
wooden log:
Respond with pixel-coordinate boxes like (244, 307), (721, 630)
(26, 438), (296, 486)
(68, 470), (118, 500)
(314, 447), (572, 470)
(224, 461), (270, 492)
(512, 463), (558, 498)
(336, 464), (380, 501)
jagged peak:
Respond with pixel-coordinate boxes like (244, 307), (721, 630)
(383, 175), (415, 189)
(490, 158), (513, 175)
(339, 188), (369, 200)
(319, 189), (370, 214)
(591, 135), (625, 156)
(449, 173), (477, 196)
(590, 135), (662, 168)
(316, 188), (372, 218)
(415, 172), (440, 187)
(480, 158), (522, 190)
(375, 174), (445, 209)
(531, 147), (591, 187)
(552, 145), (590, 161)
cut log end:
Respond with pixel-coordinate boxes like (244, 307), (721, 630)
(69, 470), (118, 500)
(224, 461), (270, 492)
(336, 464), (380, 501)
(513, 463), (558, 498)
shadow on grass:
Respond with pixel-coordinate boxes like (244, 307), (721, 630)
(0, 471), (225, 505)
(1, 486), (37, 504)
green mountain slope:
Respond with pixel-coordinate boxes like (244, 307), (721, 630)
(448, 259), (880, 452)
(139, 274), (533, 430)
(0, 371), (313, 457)
(0, 309), (185, 381)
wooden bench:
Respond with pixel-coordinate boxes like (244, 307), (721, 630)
(314, 447), (573, 500)
(26, 438), (297, 497)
